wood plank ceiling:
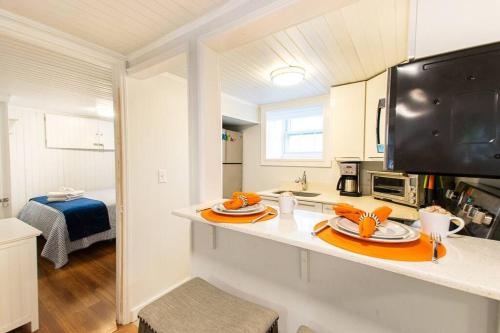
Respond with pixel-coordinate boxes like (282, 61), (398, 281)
(0, 0), (229, 55)
(220, 0), (409, 105)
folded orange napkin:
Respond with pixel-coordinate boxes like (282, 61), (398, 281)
(333, 203), (392, 238)
(223, 192), (262, 210)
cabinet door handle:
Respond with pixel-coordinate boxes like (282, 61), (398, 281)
(376, 98), (386, 153)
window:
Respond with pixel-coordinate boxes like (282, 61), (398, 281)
(265, 106), (324, 161)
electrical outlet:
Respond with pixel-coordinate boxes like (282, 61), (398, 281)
(158, 169), (167, 183)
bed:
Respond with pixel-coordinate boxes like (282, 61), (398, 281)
(17, 189), (116, 268)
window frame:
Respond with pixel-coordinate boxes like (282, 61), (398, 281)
(260, 95), (332, 168)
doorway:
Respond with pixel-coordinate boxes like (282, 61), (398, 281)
(0, 36), (122, 333)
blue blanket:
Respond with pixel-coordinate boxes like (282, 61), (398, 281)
(31, 196), (111, 241)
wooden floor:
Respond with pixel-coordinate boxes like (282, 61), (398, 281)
(10, 238), (124, 333)
(113, 324), (138, 333)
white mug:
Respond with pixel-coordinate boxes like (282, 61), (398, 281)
(419, 209), (465, 237)
(279, 192), (298, 214)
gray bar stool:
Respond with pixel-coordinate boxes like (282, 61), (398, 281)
(138, 277), (279, 333)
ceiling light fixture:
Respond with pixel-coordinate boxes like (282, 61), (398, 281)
(270, 66), (305, 86)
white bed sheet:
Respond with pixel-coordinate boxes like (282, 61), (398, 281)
(18, 189), (116, 268)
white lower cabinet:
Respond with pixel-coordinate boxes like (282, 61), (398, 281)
(0, 219), (41, 333)
(261, 196), (323, 213)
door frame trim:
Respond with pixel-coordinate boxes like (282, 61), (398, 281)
(0, 96), (12, 219)
(112, 62), (129, 324)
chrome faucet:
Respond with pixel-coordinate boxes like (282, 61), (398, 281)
(295, 171), (308, 191)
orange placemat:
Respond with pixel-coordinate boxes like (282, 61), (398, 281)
(201, 207), (277, 224)
(314, 221), (446, 262)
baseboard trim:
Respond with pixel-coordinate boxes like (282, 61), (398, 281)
(129, 276), (192, 321)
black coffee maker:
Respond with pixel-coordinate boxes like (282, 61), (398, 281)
(336, 161), (362, 197)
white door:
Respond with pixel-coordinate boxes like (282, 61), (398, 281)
(0, 101), (12, 218)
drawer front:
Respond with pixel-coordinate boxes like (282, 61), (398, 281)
(322, 204), (335, 214)
(261, 196), (323, 212)
(260, 196), (279, 207)
(296, 201), (323, 212)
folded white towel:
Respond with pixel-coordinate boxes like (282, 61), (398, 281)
(48, 190), (84, 197)
(47, 194), (83, 202)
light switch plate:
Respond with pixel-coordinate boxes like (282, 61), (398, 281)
(158, 169), (167, 183)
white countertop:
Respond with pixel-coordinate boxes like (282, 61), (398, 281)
(0, 218), (42, 245)
(258, 187), (420, 220)
(173, 201), (500, 302)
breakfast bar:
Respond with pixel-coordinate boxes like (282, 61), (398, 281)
(174, 201), (500, 301)
(174, 201), (500, 333)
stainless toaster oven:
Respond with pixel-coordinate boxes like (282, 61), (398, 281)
(369, 171), (423, 207)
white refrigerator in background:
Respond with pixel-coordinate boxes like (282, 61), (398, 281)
(222, 129), (243, 199)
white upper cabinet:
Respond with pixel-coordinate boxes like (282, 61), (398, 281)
(331, 81), (366, 161)
(364, 71), (388, 161)
(45, 114), (114, 151)
(98, 120), (115, 150)
(412, 0), (500, 58)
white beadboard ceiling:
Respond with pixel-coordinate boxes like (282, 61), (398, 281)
(156, 0), (410, 105)
(0, 0), (230, 55)
(0, 33), (113, 115)
(220, 0), (409, 104)
(0, 0), (409, 107)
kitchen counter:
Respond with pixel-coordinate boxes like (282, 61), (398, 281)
(258, 187), (420, 220)
(173, 201), (500, 302)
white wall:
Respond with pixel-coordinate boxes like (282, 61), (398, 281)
(8, 106), (115, 215)
(125, 73), (191, 319)
(190, 42), (223, 202)
(413, 0), (500, 58)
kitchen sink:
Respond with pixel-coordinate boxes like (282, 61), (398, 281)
(273, 190), (321, 197)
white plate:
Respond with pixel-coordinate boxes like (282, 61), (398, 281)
(336, 218), (409, 239)
(212, 203), (267, 216)
(329, 219), (420, 243)
(216, 202), (265, 213)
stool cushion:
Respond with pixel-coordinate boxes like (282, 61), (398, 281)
(297, 325), (316, 333)
(138, 277), (279, 333)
